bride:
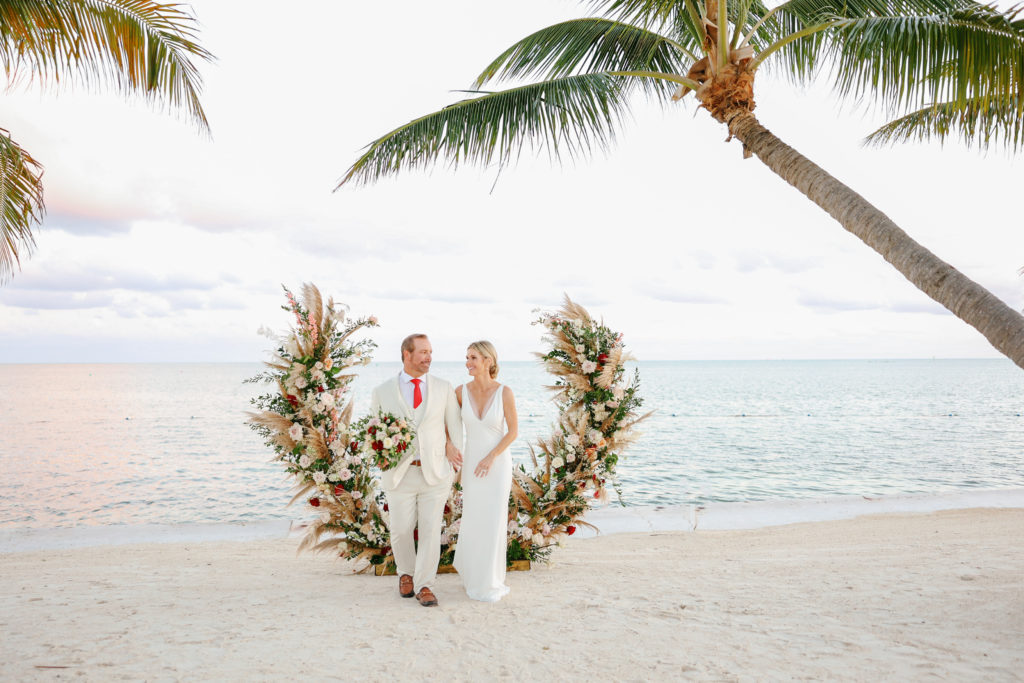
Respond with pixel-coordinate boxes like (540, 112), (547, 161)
(452, 340), (518, 602)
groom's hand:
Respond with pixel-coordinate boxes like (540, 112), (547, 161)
(445, 441), (463, 470)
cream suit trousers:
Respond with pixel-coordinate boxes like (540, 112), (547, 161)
(386, 465), (451, 591)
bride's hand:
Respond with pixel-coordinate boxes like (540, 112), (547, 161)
(445, 441), (463, 470)
(474, 453), (495, 478)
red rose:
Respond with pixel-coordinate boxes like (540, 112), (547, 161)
(286, 394), (298, 407)
(598, 353), (608, 362)
(413, 528), (419, 541)
(383, 503), (389, 512)
(373, 440), (383, 452)
(566, 525), (576, 535)
(593, 490), (600, 499)
(317, 386), (325, 393)
(309, 497), (320, 507)
(334, 485), (345, 496)
(368, 426), (376, 436)
(444, 505), (451, 514)
(350, 441), (358, 451)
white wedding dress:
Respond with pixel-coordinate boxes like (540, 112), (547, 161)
(453, 383), (512, 602)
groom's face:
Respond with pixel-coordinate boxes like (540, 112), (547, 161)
(403, 337), (432, 377)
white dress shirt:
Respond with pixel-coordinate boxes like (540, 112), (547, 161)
(399, 370), (428, 409)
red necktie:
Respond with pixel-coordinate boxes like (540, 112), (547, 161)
(411, 378), (423, 408)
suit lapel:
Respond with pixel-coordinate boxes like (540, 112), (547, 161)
(419, 375), (437, 423)
(392, 375), (414, 421)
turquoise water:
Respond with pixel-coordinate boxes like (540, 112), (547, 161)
(1, 360), (1022, 528)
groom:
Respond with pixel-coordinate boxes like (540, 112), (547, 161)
(370, 333), (463, 607)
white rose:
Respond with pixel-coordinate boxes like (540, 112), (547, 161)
(382, 437), (393, 449)
(298, 454), (312, 468)
(587, 429), (602, 445)
(339, 468), (353, 481)
(574, 344), (585, 353)
(552, 457), (564, 469)
(294, 375), (308, 389)
(565, 433), (580, 448)
(313, 471), (326, 484)
(532, 533), (544, 546)
(319, 392), (335, 409)
(567, 452), (576, 463)
(320, 512), (332, 523)
(351, 490), (363, 500)
(613, 386), (625, 400)
(593, 408), (608, 422)
(542, 523), (551, 536)
(581, 360), (598, 374)
(288, 423), (303, 441)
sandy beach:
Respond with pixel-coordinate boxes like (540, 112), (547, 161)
(2, 508), (1022, 681)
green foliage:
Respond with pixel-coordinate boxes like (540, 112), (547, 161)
(339, 73), (639, 188)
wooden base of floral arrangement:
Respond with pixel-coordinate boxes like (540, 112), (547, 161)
(373, 560), (530, 576)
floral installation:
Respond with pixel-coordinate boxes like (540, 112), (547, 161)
(349, 411), (415, 471)
(249, 286), (646, 571)
(506, 295), (650, 563)
(246, 283), (388, 566)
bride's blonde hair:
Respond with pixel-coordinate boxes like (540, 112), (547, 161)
(468, 340), (499, 379)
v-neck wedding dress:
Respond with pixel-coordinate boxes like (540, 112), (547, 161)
(452, 384), (512, 602)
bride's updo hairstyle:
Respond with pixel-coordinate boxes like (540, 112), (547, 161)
(468, 340), (499, 379)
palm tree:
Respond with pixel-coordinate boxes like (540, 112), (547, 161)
(338, 0), (1024, 370)
(0, 0), (212, 283)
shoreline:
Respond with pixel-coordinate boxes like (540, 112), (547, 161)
(2, 507), (1021, 679)
(3, 487), (1023, 554)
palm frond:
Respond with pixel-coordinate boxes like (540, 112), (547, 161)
(337, 73), (643, 188)
(865, 92), (1024, 152)
(590, 0), (705, 45)
(758, 0), (1024, 118)
(0, 129), (44, 283)
(0, 0), (213, 130)
(474, 17), (696, 90)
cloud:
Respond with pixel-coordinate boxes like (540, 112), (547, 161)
(887, 300), (950, 315)
(797, 294), (879, 312)
(645, 288), (727, 305)
(0, 290), (116, 310)
(6, 265), (228, 293)
(733, 249), (817, 275)
(44, 213), (132, 235)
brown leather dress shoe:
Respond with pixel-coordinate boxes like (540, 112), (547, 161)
(398, 574), (414, 598)
(416, 587), (438, 607)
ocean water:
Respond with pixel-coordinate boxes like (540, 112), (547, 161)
(1, 360), (1022, 529)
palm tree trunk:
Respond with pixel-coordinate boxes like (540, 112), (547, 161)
(727, 111), (1024, 371)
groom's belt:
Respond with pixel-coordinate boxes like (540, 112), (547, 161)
(409, 459), (422, 466)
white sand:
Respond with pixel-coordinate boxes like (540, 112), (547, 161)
(2, 508), (1022, 680)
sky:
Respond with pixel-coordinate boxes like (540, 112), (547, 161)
(1, 0), (1021, 363)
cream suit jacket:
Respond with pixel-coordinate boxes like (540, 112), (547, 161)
(370, 374), (464, 490)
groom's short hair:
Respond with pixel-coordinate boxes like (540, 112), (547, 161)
(401, 333), (428, 359)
